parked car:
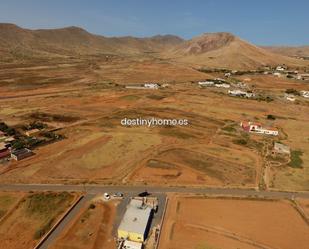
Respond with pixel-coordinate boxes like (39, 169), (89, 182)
(112, 192), (123, 198)
(104, 192), (110, 200)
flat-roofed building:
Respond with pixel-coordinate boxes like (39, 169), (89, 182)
(123, 240), (143, 249)
(25, 129), (40, 137)
(118, 199), (152, 243)
(11, 148), (33, 161)
(273, 142), (290, 155)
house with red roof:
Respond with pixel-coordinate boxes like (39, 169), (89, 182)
(240, 121), (278, 136)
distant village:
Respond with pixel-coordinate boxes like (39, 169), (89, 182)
(0, 121), (62, 163)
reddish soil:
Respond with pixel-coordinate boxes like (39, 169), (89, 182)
(159, 195), (309, 249)
(50, 200), (118, 249)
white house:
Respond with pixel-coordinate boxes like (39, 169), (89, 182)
(276, 65), (287, 71)
(301, 91), (309, 98)
(144, 83), (159, 89)
(228, 90), (254, 98)
(285, 94), (296, 102)
(215, 83), (230, 88)
(241, 121), (278, 136)
(198, 81), (214, 87)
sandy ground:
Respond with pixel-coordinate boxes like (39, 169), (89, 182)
(50, 199), (118, 249)
(159, 195), (309, 249)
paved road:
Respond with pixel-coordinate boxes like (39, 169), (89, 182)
(1, 184), (309, 199)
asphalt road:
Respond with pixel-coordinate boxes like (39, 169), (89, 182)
(1, 183), (309, 199)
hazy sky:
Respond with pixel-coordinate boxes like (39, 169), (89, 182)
(0, 0), (308, 45)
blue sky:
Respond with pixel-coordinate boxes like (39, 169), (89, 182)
(0, 0), (308, 45)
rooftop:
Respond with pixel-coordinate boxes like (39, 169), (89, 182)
(11, 148), (32, 156)
(118, 199), (152, 235)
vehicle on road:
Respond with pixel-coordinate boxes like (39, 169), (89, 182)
(113, 192), (124, 198)
(104, 192), (110, 200)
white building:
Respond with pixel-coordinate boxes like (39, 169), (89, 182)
(215, 83), (230, 88)
(123, 240), (143, 249)
(273, 72), (282, 77)
(118, 199), (152, 242)
(228, 90), (254, 98)
(198, 81), (214, 87)
(285, 94), (296, 102)
(273, 142), (290, 155)
(241, 121), (279, 136)
(276, 65), (287, 71)
(144, 83), (159, 89)
(301, 90), (309, 98)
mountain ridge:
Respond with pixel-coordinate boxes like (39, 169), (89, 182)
(0, 23), (307, 69)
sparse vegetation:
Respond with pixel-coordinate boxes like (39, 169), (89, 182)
(267, 114), (276, 120)
(29, 112), (80, 123)
(24, 192), (74, 239)
(160, 128), (195, 139)
(120, 95), (141, 101)
(22, 121), (47, 131)
(288, 150), (303, 168)
(285, 88), (300, 96)
(0, 121), (17, 136)
(146, 94), (166, 100)
(233, 138), (248, 145)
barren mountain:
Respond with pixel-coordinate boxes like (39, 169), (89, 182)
(262, 46), (309, 58)
(0, 23), (183, 61)
(0, 24), (307, 70)
(165, 32), (307, 69)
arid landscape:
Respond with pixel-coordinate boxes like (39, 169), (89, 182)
(0, 3), (309, 248)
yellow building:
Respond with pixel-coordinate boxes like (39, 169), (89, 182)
(117, 199), (152, 243)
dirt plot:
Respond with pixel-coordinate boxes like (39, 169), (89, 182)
(159, 195), (309, 249)
(50, 200), (118, 249)
(0, 191), (25, 219)
(0, 192), (79, 249)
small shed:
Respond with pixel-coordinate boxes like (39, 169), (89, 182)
(123, 240), (143, 249)
(11, 148), (33, 161)
(273, 142), (290, 155)
(25, 129), (41, 137)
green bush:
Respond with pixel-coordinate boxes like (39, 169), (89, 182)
(285, 88), (300, 96)
(233, 138), (248, 145)
(288, 150), (303, 168)
(267, 114), (276, 120)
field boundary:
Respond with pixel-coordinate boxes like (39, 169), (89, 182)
(33, 194), (84, 249)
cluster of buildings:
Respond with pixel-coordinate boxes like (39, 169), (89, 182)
(240, 121), (278, 136)
(270, 65), (309, 81)
(0, 130), (33, 162)
(117, 197), (158, 249)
